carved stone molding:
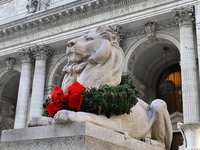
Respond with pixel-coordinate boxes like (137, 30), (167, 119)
(126, 29), (146, 38)
(0, 0), (13, 5)
(5, 58), (16, 71)
(172, 5), (194, 26)
(18, 48), (32, 63)
(26, 0), (51, 13)
(110, 25), (127, 44)
(145, 22), (156, 40)
(126, 21), (177, 38)
(26, 0), (38, 13)
(0, 0), (141, 39)
(38, 0), (50, 11)
(30, 44), (53, 60)
(170, 112), (183, 132)
(53, 49), (66, 55)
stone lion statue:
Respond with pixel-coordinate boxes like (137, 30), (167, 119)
(61, 26), (125, 92)
(28, 26), (172, 150)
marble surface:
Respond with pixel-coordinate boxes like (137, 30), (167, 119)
(1, 122), (164, 150)
(177, 122), (200, 150)
(1, 136), (134, 150)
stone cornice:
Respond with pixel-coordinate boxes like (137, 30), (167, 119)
(0, 0), (197, 54)
(0, 0), (142, 39)
(126, 20), (178, 38)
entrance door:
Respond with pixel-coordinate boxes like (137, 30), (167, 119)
(156, 64), (182, 114)
(156, 64), (183, 150)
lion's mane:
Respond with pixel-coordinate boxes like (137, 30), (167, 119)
(61, 26), (125, 92)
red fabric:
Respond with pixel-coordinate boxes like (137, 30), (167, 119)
(50, 86), (69, 101)
(47, 100), (65, 117)
(47, 82), (86, 117)
(68, 94), (84, 110)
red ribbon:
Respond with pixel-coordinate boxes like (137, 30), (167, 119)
(47, 82), (86, 117)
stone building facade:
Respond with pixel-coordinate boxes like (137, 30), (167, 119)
(0, 0), (200, 149)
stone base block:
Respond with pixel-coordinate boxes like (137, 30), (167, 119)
(0, 122), (164, 150)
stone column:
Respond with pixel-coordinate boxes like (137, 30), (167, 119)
(14, 48), (32, 129)
(29, 44), (52, 119)
(196, 4), (200, 108)
(172, 5), (199, 123)
(172, 5), (200, 150)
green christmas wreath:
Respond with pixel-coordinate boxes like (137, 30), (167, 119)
(42, 74), (139, 118)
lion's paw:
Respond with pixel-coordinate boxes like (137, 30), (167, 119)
(54, 110), (71, 123)
(115, 130), (131, 140)
(27, 116), (54, 127)
(54, 110), (90, 124)
(54, 110), (81, 123)
(142, 138), (165, 148)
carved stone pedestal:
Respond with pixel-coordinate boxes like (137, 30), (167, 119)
(0, 122), (164, 150)
(178, 122), (200, 150)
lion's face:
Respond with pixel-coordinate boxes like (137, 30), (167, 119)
(62, 26), (125, 91)
(66, 29), (112, 64)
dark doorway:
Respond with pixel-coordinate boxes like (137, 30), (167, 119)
(156, 64), (182, 114)
(156, 64), (183, 150)
(170, 133), (184, 150)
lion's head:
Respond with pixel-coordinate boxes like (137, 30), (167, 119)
(62, 26), (125, 91)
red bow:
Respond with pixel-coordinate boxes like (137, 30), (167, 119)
(47, 82), (86, 117)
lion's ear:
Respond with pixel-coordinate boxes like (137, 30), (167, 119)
(100, 31), (118, 45)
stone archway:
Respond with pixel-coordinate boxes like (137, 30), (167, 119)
(124, 31), (183, 150)
(124, 32), (180, 103)
(45, 55), (68, 97)
(0, 68), (20, 137)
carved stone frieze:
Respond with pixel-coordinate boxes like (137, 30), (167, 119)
(18, 48), (32, 63)
(5, 58), (16, 71)
(38, 0), (50, 11)
(145, 22), (156, 40)
(126, 21), (178, 38)
(0, 0), (13, 5)
(110, 25), (127, 44)
(0, 0), (141, 39)
(157, 21), (177, 29)
(172, 5), (194, 26)
(30, 44), (53, 60)
(126, 29), (146, 37)
(53, 49), (66, 55)
(26, 0), (38, 13)
(26, 0), (50, 13)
